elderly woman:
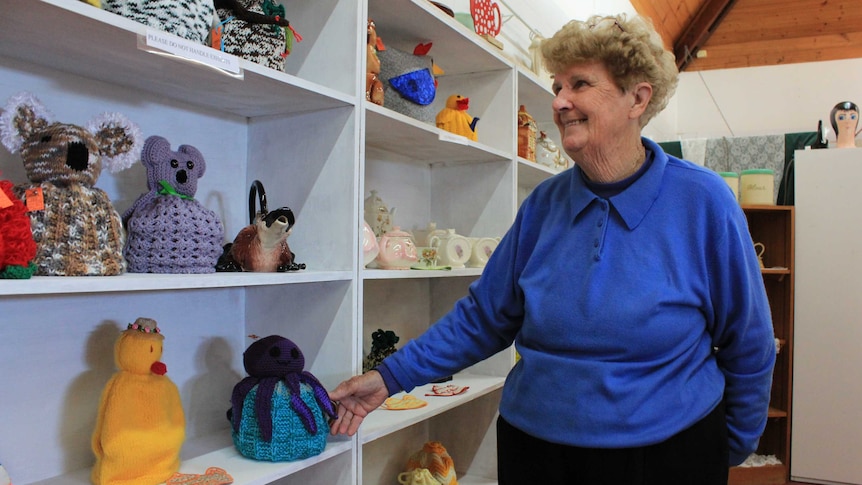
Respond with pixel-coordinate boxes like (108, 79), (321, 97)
(329, 13), (775, 484)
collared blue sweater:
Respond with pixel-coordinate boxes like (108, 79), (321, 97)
(379, 137), (775, 465)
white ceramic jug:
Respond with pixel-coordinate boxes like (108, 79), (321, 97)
(430, 229), (471, 269)
(467, 237), (498, 268)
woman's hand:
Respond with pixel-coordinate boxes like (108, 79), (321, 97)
(328, 370), (389, 436)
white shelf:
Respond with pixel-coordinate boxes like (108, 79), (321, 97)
(30, 434), (353, 485)
(0, 0), (354, 119)
(0, 271), (354, 296)
(365, 104), (510, 164)
(362, 267), (484, 280)
(359, 375), (505, 443)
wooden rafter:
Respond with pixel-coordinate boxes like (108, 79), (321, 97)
(673, 0), (738, 71)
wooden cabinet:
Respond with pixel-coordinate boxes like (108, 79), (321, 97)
(728, 205), (795, 485)
(0, 0), (559, 483)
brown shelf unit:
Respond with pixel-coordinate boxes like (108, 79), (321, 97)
(729, 205), (795, 485)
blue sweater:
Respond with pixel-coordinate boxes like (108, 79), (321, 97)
(379, 137), (775, 466)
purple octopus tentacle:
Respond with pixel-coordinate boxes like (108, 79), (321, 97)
(255, 377), (279, 441)
(285, 374), (318, 434)
(231, 377), (259, 432)
(302, 371), (337, 419)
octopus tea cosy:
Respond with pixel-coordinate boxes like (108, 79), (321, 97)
(0, 91), (142, 276)
(229, 335), (337, 461)
(92, 318), (186, 485)
(123, 135), (225, 273)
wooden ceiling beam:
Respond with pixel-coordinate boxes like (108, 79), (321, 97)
(674, 0), (738, 71)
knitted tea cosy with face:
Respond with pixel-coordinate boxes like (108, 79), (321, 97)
(123, 135), (225, 274)
(91, 317), (185, 485)
(0, 92), (141, 276)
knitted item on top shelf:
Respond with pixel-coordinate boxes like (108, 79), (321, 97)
(378, 44), (438, 125)
(229, 335), (337, 461)
(362, 328), (400, 373)
(0, 177), (37, 279)
(405, 441), (458, 485)
(91, 318), (186, 485)
(103, 0), (216, 45)
(123, 135), (225, 273)
(0, 91), (142, 276)
(213, 0), (294, 72)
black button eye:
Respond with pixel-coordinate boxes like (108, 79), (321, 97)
(170, 159), (179, 168)
(186, 160), (194, 170)
(269, 347), (281, 358)
(291, 348), (299, 359)
(41, 135), (52, 143)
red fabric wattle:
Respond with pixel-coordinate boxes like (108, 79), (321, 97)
(151, 361), (167, 376)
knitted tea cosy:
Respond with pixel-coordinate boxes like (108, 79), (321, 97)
(91, 317), (185, 485)
(0, 177), (37, 279)
(0, 91), (141, 276)
(102, 0), (215, 45)
(405, 441), (458, 485)
(123, 135), (225, 273)
(229, 335), (337, 461)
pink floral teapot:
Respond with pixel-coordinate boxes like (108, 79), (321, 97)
(374, 226), (417, 270)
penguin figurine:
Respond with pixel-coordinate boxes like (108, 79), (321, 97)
(91, 318), (185, 485)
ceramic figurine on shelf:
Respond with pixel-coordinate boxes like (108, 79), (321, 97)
(92, 318), (185, 485)
(517, 104), (537, 161)
(831, 100), (860, 148)
(366, 19), (385, 106)
(469, 0), (502, 49)
(363, 328), (400, 373)
(436, 94), (479, 141)
(217, 180), (306, 272)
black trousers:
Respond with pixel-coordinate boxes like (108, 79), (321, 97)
(497, 401), (729, 485)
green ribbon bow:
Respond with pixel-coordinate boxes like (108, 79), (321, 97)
(158, 180), (193, 200)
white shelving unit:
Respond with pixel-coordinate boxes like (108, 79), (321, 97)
(0, 0), (562, 483)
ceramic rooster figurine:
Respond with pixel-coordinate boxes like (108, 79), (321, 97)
(436, 94), (479, 141)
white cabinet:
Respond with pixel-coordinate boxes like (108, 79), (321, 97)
(0, 0), (559, 483)
(791, 148), (862, 485)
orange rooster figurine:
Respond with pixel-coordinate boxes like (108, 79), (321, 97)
(436, 94), (479, 141)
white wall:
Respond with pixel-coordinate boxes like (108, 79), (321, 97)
(451, 0), (862, 144)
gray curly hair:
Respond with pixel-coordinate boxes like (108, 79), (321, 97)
(540, 14), (679, 127)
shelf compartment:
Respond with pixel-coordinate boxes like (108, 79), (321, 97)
(362, 268), (484, 279)
(0, 271), (354, 296)
(359, 375), (505, 443)
(365, 104), (510, 164)
(728, 463), (787, 485)
(31, 435), (353, 485)
(1, 0), (355, 120)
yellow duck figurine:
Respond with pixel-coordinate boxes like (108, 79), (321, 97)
(91, 318), (185, 485)
(436, 94), (479, 141)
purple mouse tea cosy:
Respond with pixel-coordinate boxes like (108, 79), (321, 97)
(123, 135), (225, 273)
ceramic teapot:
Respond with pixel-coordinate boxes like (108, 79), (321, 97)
(413, 221), (448, 248)
(375, 226), (418, 270)
(364, 189), (396, 238)
(467, 237), (499, 268)
(362, 220), (380, 267)
(430, 229), (471, 269)
(536, 131), (563, 169)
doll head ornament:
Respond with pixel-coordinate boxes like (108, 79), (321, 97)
(831, 100), (860, 148)
(0, 91), (142, 275)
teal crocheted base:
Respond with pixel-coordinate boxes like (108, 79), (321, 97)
(232, 381), (327, 461)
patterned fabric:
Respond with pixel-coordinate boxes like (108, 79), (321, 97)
(232, 381), (327, 461)
(703, 135), (785, 202)
(14, 183), (126, 276)
(103, 0), (215, 45)
(681, 138), (707, 166)
(405, 441), (458, 485)
(215, 0), (286, 71)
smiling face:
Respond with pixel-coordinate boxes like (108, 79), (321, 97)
(551, 61), (651, 181)
(835, 109), (859, 135)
